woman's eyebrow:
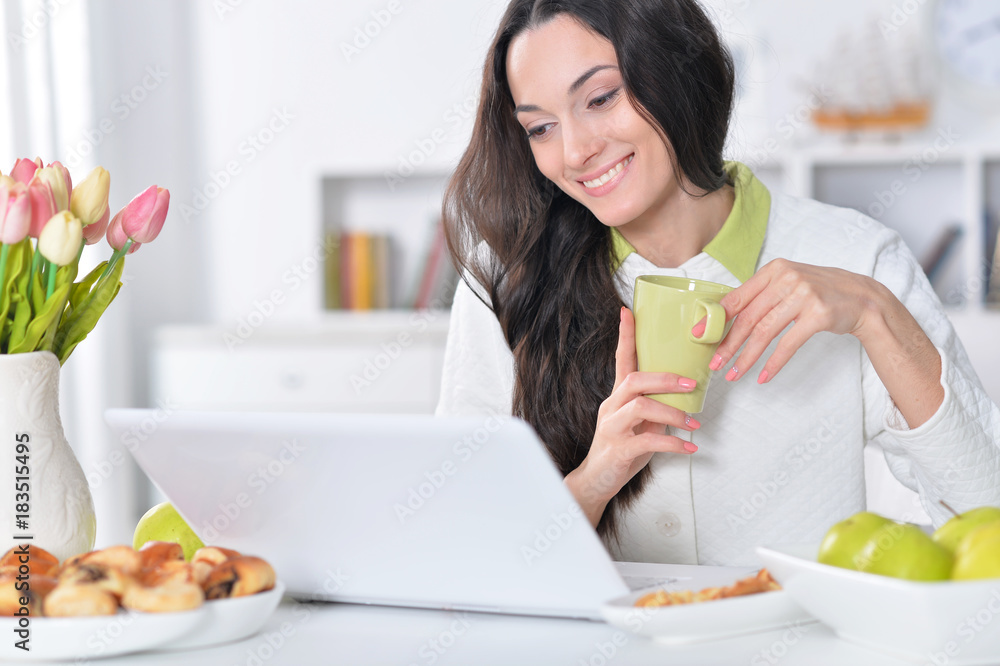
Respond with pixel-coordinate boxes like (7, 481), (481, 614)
(513, 64), (618, 115)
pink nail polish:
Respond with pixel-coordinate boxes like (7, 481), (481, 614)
(710, 353), (723, 371)
(620, 306), (625, 323)
(684, 415), (701, 429)
(758, 370), (769, 384)
(684, 442), (698, 453)
(725, 366), (739, 381)
(678, 377), (696, 390)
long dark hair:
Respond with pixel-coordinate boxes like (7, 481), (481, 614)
(442, 0), (735, 540)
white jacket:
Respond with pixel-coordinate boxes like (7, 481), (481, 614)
(435, 191), (1000, 566)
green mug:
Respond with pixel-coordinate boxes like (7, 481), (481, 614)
(633, 275), (733, 414)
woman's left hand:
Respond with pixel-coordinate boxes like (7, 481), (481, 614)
(706, 257), (944, 427)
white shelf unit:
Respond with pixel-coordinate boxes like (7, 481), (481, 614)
(321, 172), (451, 310)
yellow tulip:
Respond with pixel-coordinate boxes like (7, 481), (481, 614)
(38, 211), (83, 266)
(70, 166), (110, 226)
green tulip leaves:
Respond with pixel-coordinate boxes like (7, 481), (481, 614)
(0, 238), (124, 364)
(52, 259), (123, 363)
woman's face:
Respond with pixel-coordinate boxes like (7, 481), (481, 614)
(506, 14), (677, 230)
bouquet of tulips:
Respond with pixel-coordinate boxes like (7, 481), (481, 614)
(0, 157), (168, 363)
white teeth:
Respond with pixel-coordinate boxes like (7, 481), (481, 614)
(583, 155), (632, 189)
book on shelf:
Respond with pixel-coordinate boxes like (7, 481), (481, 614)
(987, 208), (1000, 307)
(919, 223), (963, 287)
(412, 219), (458, 310)
(324, 230), (393, 311)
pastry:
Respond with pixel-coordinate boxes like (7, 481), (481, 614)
(121, 581), (204, 613)
(44, 583), (118, 617)
(203, 556), (276, 599)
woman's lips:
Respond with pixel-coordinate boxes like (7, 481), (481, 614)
(579, 154), (633, 196)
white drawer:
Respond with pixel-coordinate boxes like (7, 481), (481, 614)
(151, 312), (450, 413)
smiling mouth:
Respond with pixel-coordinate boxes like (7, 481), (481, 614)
(581, 154), (633, 189)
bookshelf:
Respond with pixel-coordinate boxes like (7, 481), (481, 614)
(320, 173), (456, 311)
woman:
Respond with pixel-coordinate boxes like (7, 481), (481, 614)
(436, 0), (1000, 566)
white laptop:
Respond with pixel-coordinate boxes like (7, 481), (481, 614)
(104, 409), (754, 620)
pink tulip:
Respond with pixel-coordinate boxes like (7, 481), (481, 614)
(0, 181), (31, 244)
(26, 178), (57, 238)
(106, 208), (141, 254)
(9, 157), (41, 185)
(82, 205), (110, 245)
(117, 185), (168, 244)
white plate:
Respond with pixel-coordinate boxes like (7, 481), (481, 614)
(601, 567), (814, 644)
(0, 581), (284, 660)
(758, 543), (1000, 665)
(0, 606), (207, 661)
(163, 581), (285, 650)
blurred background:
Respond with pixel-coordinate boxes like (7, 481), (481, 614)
(1, 0), (998, 546)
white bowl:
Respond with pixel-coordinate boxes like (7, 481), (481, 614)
(757, 543), (1000, 665)
(161, 580), (286, 651)
(0, 606), (207, 662)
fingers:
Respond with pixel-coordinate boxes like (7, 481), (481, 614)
(754, 318), (822, 383)
(712, 267), (787, 370)
(718, 291), (798, 381)
(604, 371), (698, 413)
(603, 395), (699, 435)
(613, 307), (637, 392)
(628, 431), (699, 456)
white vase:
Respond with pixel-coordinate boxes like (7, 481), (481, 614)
(0, 351), (96, 562)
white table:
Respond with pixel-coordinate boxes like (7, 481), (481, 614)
(47, 595), (917, 665)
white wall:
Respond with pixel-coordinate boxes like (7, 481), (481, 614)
(189, 0), (508, 325)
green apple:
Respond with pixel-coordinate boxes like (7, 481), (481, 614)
(856, 522), (953, 581)
(933, 506), (1000, 554)
(952, 522), (1000, 580)
(817, 511), (893, 570)
(133, 502), (205, 561)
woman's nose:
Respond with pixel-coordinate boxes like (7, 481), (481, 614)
(562, 120), (603, 171)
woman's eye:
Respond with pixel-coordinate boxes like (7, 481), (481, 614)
(526, 124), (552, 140)
(589, 88), (621, 108)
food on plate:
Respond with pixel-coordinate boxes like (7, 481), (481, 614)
(203, 556), (277, 600)
(854, 522), (953, 581)
(138, 540), (185, 569)
(44, 582), (119, 617)
(0, 572), (57, 616)
(932, 505), (1000, 554)
(952, 522), (1000, 580)
(122, 580), (205, 613)
(65, 544), (143, 578)
(133, 502), (206, 560)
(192, 546), (242, 585)
(0, 544), (60, 578)
(139, 559), (197, 587)
(57, 563), (131, 598)
(0, 542), (276, 617)
(816, 511), (892, 571)
(634, 569), (780, 607)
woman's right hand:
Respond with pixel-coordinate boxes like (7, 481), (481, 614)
(564, 306), (701, 528)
